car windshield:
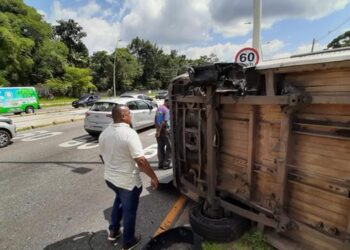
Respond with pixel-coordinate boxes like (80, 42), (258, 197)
(120, 95), (134, 98)
(90, 102), (116, 112)
(79, 95), (90, 101)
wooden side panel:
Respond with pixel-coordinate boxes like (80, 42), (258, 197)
(284, 222), (350, 250)
(285, 69), (350, 96)
(283, 103), (350, 246)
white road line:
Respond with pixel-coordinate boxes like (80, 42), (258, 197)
(147, 131), (156, 136)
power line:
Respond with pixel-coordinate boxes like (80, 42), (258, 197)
(315, 16), (350, 43)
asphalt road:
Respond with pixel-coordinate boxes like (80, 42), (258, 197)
(0, 121), (179, 250)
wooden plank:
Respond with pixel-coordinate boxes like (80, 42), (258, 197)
(288, 199), (347, 230)
(175, 96), (205, 103)
(311, 96), (350, 104)
(288, 181), (350, 206)
(265, 60), (350, 74)
(247, 106), (256, 199)
(293, 133), (350, 150)
(293, 150), (350, 173)
(276, 112), (293, 208)
(288, 208), (344, 232)
(219, 95), (289, 104)
(265, 70), (276, 96)
(219, 199), (278, 228)
(285, 221), (350, 250)
(206, 86), (217, 206)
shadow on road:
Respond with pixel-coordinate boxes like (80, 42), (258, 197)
(44, 183), (178, 250)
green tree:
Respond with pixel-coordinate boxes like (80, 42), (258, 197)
(128, 37), (163, 89)
(327, 30), (350, 49)
(46, 66), (96, 97)
(54, 19), (89, 67)
(0, 0), (68, 86)
(90, 51), (113, 91)
(113, 48), (143, 91)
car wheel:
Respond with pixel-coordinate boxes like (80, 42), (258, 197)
(0, 130), (11, 148)
(189, 203), (250, 242)
(88, 132), (100, 138)
(25, 106), (34, 114)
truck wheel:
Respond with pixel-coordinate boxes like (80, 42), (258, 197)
(25, 106), (34, 114)
(0, 130), (11, 148)
(189, 204), (250, 242)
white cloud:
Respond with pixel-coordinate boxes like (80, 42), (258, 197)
(120, 0), (211, 45)
(106, 0), (117, 4)
(50, 0), (120, 54)
(180, 40), (252, 62)
(208, 0), (350, 37)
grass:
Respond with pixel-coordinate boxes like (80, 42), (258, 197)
(202, 231), (273, 250)
(39, 97), (76, 106)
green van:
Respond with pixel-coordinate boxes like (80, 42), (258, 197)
(0, 87), (40, 114)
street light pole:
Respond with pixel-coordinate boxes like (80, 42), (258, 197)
(113, 39), (121, 97)
(252, 0), (261, 55)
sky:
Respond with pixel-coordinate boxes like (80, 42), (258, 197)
(24, 0), (350, 62)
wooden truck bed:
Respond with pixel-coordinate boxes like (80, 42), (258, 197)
(170, 51), (350, 249)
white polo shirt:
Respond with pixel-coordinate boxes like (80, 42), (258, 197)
(99, 123), (144, 190)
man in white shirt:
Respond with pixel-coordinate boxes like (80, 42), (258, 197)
(99, 105), (159, 250)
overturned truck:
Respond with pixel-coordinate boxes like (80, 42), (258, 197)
(169, 50), (350, 249)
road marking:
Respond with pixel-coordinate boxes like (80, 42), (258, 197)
(153, 195), (187, 237)
(14, 130), (49, 140)
(144, 143), (158, 159)
(21, 132), (62, 141)
(147, 131), (156, 136)
(77, 142), (99, 150)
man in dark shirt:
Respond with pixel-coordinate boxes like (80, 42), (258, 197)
(154, 99), (171, 169)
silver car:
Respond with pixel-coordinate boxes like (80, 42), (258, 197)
(0, 116), (16, 148)
(84, 98), (156, 136)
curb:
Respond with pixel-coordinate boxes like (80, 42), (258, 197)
(6, 106), (77, 118)
(17, 117), (84, 132)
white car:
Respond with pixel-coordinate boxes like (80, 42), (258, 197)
(0, 116), (16, 148)
(84, 98), (156, 136)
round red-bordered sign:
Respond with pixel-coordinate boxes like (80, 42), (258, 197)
(234, 47), (260, 67)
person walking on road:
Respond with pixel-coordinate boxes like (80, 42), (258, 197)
(155, 98), (172, 169)
(99, 105), (159, 250)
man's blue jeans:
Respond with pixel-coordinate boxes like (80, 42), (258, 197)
(106, 181), (142, 244)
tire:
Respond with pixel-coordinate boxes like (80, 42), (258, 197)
(88, 131), (100, 138)
(0, 130), (11, 148)
(25, 106), (34, 114)
(189, 204), (250, 242)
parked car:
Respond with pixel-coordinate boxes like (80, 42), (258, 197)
(120, 93), (154, 102)
(72, 94), (100, 108)
(0, 116), (16, 148)
(84, 97), (156, 136)
(155, 90), (168, 99)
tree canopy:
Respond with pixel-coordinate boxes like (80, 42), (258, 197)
(327, 30), (350, 49)
(0, 0), (221, 96)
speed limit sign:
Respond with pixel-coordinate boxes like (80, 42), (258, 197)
(235, 47), (260, 67)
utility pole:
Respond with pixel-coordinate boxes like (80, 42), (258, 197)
(252, 0), (261, 55)
(311, 38), (315, 52)
(113, 39), (122, 97)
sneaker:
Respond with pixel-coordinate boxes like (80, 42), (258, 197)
(163, 165), (172, 170)
(122, 235), (141, 250)
(107, 229), (121, 241)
